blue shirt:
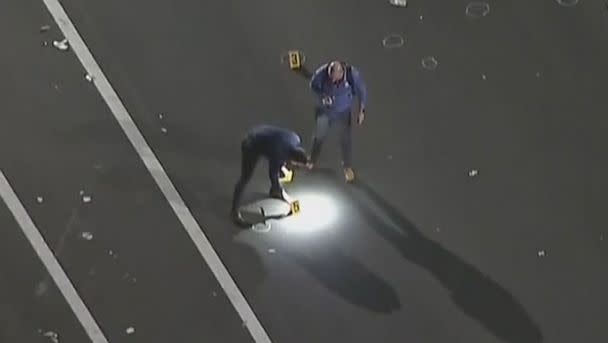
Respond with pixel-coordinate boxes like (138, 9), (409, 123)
(309, 63), (368, 115)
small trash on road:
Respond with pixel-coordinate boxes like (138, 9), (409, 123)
(81, 232), (93, 241)
(389, 0), (408, 7)
(42, 331), (59, 343)
(52, 38), (69, 51)
(126, 327), (135, 335)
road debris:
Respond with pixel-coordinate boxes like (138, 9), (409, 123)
(126, 327), (135, 335)
(481, 74), (487, 80)
(81, 232), (93, 241)
(161, 127), (168, 134)
(42, 330), (59, 343)
(252, 222), (271, 233)
(40, 25), (51, 32)
(85, 73), (94, 82)
(389, 0), (407, 7)
(537, 250), (546, 257)
(468, 169), (479, 177)
(82, 195), (92, 203)
(36, 196), (44, 203)
(52, 38), (69, 51)
(268, 248), (276, 254)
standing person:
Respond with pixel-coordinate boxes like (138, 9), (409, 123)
(308, 60), (368, 182)
(231, 125), (308, 223)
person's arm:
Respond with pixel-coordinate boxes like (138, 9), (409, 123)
(350, 66), (368, 112)
(309, 64), (328, 97)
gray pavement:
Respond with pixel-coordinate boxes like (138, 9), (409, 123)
(1, 0), (607, 342)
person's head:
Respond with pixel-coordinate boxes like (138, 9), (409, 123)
(328, 60), (345, 83)
(288, 146), (308, 165)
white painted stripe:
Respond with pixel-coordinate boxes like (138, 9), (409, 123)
(40, 1), (272, 342)
(0, 170), (109, 343)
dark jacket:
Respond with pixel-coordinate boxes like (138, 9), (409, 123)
(245, 125), (304, 187)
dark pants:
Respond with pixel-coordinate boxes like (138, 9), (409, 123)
(310, 108), (353, 168)
(231, 139), (282, 211)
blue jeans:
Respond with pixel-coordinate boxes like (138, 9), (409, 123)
(310, 108), (352, 168)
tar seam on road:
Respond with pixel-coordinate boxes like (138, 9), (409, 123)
(0, 170), (110, 343)
(40, 1), (272, 342)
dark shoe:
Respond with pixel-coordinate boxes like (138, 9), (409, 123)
(231, 209), (248, 227)
(269, 188), (288, 202)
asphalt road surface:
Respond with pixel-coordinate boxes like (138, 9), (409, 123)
(1, 0), (607, 342)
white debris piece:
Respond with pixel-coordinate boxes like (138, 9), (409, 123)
(158, 113), (164, 119)
(36, 196), (44, 203)
(82, 195), (92, 203)
(52, 38), (69, 51)
(419, 15), (423, 21)
(537, 250), (546, 257)
(108, 249), (114, 256)
(161, 127), (168, 134)
(389, 0), (407, 7)
(81, 232), (93, 240)
(43, 331), (59, 343)
(268, 248), (276, 254)
(40, 25), (51, 32)
(79, 190), (84, 196)
(126, 327), (135, 335)
(85, 73), (94, 82)
(468, 169), (479, 177)
(481, 74), (487, 80)
(252, 222), (271, 233)
(212, 291), (217, 297)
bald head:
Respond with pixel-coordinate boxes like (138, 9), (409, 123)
(328, 61), (345, 83)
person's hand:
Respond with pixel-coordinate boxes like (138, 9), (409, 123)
(357, 110), (365, 125)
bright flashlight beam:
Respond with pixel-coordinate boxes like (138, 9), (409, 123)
(280, 192), (340, 233)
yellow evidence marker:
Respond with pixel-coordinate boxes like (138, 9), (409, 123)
(287, 50), (302, 70)
(279, 165), (294, 183)
(290, 200), (301, 215)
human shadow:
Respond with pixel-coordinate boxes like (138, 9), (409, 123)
(344, 178), (543, 343)
(281, 235), (401, 314)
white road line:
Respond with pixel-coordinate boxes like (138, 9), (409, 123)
(0, 170), (109, 343)
(41, 1), (272, 342)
